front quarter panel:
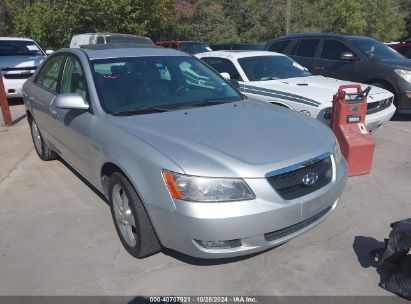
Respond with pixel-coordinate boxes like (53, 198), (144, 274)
(97, 115), (184, 215)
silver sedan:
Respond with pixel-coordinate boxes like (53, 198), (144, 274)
(23, 46), (347, 259)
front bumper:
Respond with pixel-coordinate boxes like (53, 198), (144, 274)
(365, 103), (396, 131)
(2, 77), (27, 98)
(149, 157), (348, 258)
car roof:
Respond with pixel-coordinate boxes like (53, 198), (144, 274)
(156, 40), (206, 44)
(69, 45), (190, 60)
(0, 37), (35, 41)
(196, 50), (285, 59)
(73, 33), (149, 38)
(272, 32), (380, 42)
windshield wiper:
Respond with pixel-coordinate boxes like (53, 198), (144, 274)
(111, 107), (172, 116)
(171, 99), (237, 110)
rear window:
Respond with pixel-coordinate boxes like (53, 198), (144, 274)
(232, 44), (263, 51)
(267, 40), (291, 53)
(0, 40), (45, 56)
(294, 39), (320, 58)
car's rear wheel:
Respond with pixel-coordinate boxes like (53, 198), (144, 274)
(108, 172), (161, 258)
(29, 118), (57, 161)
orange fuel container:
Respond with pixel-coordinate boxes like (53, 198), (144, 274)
(331, 85), (375, 176)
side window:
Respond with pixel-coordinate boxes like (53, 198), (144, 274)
(96, 36), (105, 44)
(267, 40), (291, 53)
(294, 39), (320, 58)
(35, 55), (65, 92)
(202, 57), (242, 81)
(60, 56), (89, 102)
(320, 40), (357, 60)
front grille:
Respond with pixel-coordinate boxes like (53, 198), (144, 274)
(264, 206), (332, 242)
(267, 156), (333, 200)
(3, 73), (33, 79)
(367, 97), (393, 115)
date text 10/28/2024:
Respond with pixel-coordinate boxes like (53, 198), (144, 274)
(149, 296), (258, 303)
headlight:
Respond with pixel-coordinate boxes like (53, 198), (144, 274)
(395, 69), (411, 82)
(333, 141), (343, 163)
(162, 170), (255, 202)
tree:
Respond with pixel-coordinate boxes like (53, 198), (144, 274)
(13, 0), (174, 49)
(188, 0), (239, 43)
(363, 0), (405, 41)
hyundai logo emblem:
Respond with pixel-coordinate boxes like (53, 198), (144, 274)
(302, 172), (319, 186)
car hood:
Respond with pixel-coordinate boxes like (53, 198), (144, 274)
(0, 55), (45, 69)
(248, 76), (391, 105)
(109, 99), (336, 178)
(378, 58), (411, 70)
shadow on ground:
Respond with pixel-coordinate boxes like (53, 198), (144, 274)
(58, 157), (108, 205)
(59, 156), (281, 265)
(352, 235), (400, 292)
(391, 112), (411, 122)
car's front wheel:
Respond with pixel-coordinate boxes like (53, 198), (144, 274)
(108, 172), (161, 258)
(29, 118), (57, 161)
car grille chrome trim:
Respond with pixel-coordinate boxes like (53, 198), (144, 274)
(266, 153), (333, 200)
(264, 206), (332, 242)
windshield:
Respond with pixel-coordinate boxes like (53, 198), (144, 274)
(350, 38), (405, 60)
(238, 55), (311, 81)
(0, 40), (45, 56)
(179, 42), (211, 54)
(92, 56), (242, 114)
(105, 36), (153, 45)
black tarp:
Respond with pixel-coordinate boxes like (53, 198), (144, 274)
(372, 219), (411, 299)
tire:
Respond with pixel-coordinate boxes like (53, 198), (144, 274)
(108, 172), (161, 258)
(29, 118), (58, 161)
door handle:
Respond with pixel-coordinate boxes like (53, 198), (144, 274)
(314, 66), (326, 70)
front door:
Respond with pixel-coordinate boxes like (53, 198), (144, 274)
(315, 39), (360, 82)
(49, 55), (96, 180)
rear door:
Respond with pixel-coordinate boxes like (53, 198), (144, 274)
(29, 54), (65, 145)
(289, 39), (320, 73)
(315, 39), (360, 81)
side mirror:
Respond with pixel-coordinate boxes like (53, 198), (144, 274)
(220, 72), (231, 80)
(45, 50), (54, 55)
(54, 93), (89, 110)
(340, 51), (356, 61)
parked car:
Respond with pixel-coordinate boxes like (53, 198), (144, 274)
(0, 37), (51, 98)
(211, 42), (264, 51)
(155, 40), (211, 54)
(70, 33), (154, 48)
(389, 42), (411, 58)
(197, 50), (395, 131)
(23, 45), (347, 259)
(265, 33), (411, 114)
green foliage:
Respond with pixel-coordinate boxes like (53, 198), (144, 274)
(13, 0), (174, 49)
(3, 0), (409, 48)
(188, 0), (239, 43)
